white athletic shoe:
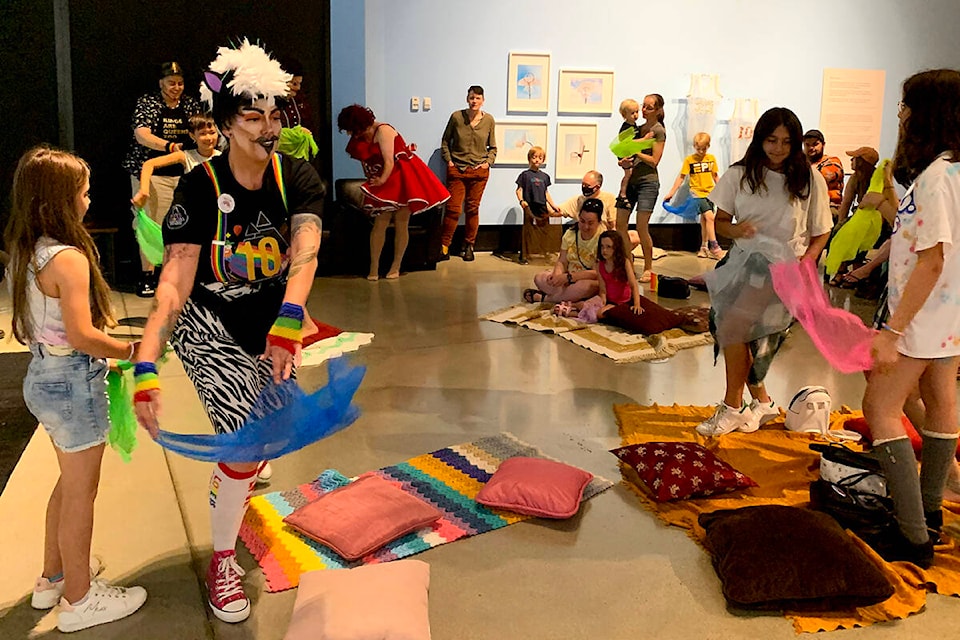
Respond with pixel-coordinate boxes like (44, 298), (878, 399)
(32, 556), (105, 610)
(57, 580), (147, 633)
(256, 461), (273, 485)
(696, 402), (753, 437)
(745, 398), (779, 432)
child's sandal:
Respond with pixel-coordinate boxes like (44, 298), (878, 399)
(523, 289), (546, 304)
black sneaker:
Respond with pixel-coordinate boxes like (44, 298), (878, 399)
(926, 509), (944, 545)
(869, 523), (935, 568)
(518, 257), (530, 265)
(461, 243), (475, 262)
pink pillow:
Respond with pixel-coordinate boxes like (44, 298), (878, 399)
(283, 474), (441, 561)
(475, 457), (593, 519)
(284, 560), (431, 640)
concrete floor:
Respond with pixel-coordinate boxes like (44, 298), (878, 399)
(2, 251), (959, 639)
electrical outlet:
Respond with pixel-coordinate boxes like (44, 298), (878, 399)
(410, 96), (420, 111)
(422, 97), (431, 111)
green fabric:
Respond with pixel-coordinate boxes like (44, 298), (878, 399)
(278, 126), (319, 160)
(609, 129), (655, 159)
(134, 208), (164, 266)
(824, 160), (889, 276)
(106, 367), (138, 462)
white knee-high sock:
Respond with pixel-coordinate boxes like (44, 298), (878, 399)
(209, 463), (258, 553)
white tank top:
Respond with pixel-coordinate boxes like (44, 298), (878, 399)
(24, 237), (75, 349)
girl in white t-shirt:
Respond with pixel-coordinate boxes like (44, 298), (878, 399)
(860, 69), (960, 567)
(696, 107), (832, 438)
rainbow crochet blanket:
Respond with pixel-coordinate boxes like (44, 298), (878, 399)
(238, 432), (614, 591)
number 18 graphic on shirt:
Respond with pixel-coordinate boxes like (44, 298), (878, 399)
(224, 211), (289, 282)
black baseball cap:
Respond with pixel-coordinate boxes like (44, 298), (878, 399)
(803, 129), (825, 143)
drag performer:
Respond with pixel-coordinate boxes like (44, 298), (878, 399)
(133, 40), (325, 623)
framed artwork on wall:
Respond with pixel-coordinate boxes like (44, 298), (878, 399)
(507, 52), (551, 114)
(495, 121), (549, 166)
(555, 123), (597, 180)
(557, 69), (615, 115)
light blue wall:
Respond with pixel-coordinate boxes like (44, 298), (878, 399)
(332, 0), (960, 224)
(329, 0), (366, 183)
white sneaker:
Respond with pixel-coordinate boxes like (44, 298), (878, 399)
(256, 461), (273, 485)
(57, 580), (147, 633)
(32, 556), (105, 610)
(697, 246), (709, 258)
(696, 402), (752, 437)
(746, 398), (779, 432)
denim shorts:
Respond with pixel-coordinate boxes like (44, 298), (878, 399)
(624, 178), (660, 212)
(23, 345), (110, 453)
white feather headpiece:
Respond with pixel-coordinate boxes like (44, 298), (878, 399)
(200, 39), (292, 110)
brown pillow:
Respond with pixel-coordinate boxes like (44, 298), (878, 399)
(699, 505), (894, 611)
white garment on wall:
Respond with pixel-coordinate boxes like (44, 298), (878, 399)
(728, 98), (760, 165)
(684, 73), (722, 153)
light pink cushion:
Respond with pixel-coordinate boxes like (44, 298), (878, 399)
(475, 457), (593, 519)
(284, 560), (431, 640)
(283, 474), (441, 561)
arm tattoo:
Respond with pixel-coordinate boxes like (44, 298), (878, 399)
(291, 214), (322, 239)
(157, 306), (181, 345)
(289, 214), (321, 278)
(288, 248), (318, 278)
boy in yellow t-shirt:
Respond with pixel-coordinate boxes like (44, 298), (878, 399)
(664, 132), (723, 258)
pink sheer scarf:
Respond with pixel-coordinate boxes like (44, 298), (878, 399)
(769, 258), (876, 373)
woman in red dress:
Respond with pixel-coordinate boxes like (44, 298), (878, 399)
(338, 105), (450, 280)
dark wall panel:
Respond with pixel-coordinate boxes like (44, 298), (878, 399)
(0, 1), (59, 235)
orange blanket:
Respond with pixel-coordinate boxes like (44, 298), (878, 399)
(615, 403), (960, 633)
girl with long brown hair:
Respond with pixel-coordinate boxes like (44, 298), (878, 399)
(5, 146), (146, 632)
(861, 69), (960, 567)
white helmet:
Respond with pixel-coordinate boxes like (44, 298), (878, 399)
(785, 386), (832, 434)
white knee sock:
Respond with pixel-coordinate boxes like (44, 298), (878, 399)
(209, 463), (258, 553)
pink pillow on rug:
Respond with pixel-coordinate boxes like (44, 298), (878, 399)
(284, 560), (431, 640)
(610, 442), (757, 502)
(283, 474), (441, 561)
(475, 457), (593, 519)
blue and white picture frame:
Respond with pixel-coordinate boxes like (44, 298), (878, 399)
(558, 69), (615, 116)
(507, 52), (551, 114)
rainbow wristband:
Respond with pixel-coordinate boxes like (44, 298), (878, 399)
(267, 302), (304, 355)
(133, 362), (159, 403)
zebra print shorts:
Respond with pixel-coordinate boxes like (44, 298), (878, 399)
(170, 299), (294, 434)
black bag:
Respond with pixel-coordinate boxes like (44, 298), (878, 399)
(657, 275), (691, 299)
(808, 443), (894, 540)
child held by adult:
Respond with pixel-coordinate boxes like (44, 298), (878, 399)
(615, 99), (641, 204)
(696, 107), (832, 437)
(515, 146), (560, 264)
(616, 94), (667, 282)
(6, 146), (147, 632)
